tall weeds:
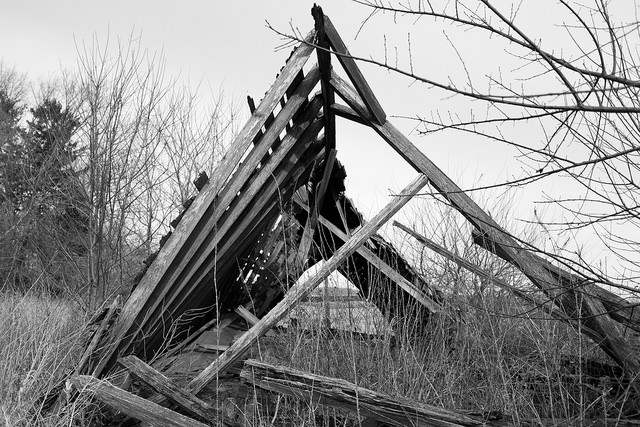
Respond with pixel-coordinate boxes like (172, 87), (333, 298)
(0, 292), (90, 426)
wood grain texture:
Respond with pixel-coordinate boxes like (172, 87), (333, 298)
(241, 359), (488, 427)
(117, 356), (215, 423)
(187, 174), (428, 394)
(293, 196), (442, 314)
(330, 72), (640, 378)
(71, 375), (211, 427)
(90, 33), (317, 378)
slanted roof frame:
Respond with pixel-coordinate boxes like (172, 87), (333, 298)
(84, 5), (640, 387)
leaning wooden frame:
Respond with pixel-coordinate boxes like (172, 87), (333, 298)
(61, 5), (640, 427)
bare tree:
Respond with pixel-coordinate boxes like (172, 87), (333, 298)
(67, 33), (238, 307)
(283, 1), (640, 294)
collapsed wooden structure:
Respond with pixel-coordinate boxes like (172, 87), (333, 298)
(64, 6), (640, 426)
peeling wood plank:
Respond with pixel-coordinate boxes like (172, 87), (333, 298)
(241, 359), (488, 427)
(91, 34), (318, 378)
(187, 174), (428, 394)
(117, 356), (215, 423)
(330, 73), (640, 379)
(70, 375), (211, 427)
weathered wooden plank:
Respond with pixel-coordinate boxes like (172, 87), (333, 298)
(143, 116), (325, 338)
(187, 174), (428, 394)
(312, 5), (337, 151)
(196, 343), (230, 353)
(321, 13), (386, 124)
(128, 82), (322, 356)
(235, 306), (260, 327)
(294, 197), (442, 314)
(117, 355), (215, 423)
(70, 375), (211, 427)
(393, 221), (575, 324)
(76, 295), (122, 377)
(330, 72), (640, 378)
(91, 34), (317, 378)
(297, 149), (337, 264)
(240, 359), (487, 427)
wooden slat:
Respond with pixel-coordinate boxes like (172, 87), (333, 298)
(294, 197), (442, 314)
(117, 355), (216, 423)
(393, 221), (577, 324)
(297, 149), (337, 264)
(241, 359), (487, 427)
(90, 33), (317, 378)
(126, 75), (322, 356)
(329, 72), (640, 378)
(322, 13), (386, 124)
(141, 114), (325, 340)
(70, 375), (211, 427)
(187, 174), (428, 394)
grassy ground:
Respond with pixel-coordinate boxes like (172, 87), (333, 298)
(2, 280), (632, 426)
(0, 292), (91, 426)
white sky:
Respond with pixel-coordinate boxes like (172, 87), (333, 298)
(0, 0), (515, 211)
(2, 1), (636, 281)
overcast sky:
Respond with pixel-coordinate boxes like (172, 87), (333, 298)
(3, 1), (633, 277)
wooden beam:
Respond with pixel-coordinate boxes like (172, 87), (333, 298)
(393, 221), (577, 325)
(117, 356), (216, 423)
(321, 14), (386, 124)
(312, 5), (337, 151)
(70, 375), (212, 427)
(330, 72), (640, 378)
(187, 174), (428, 394)
(90, 33), (318, 378)
(294, 197), (442, 314)
(240, 359), (488, 427)
(297, 148), (337, 263)
(137, 96), (324, 345)
(474, 230), (640, 333)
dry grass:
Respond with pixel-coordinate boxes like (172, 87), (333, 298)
(247, 279), (624, 426)
(0, 292), (91, 426)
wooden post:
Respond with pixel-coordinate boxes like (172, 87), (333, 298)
(187, 174), (428, 394)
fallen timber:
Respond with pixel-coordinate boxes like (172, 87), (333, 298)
(63, 5), (640, 426)
(241, 359), (491, 427)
